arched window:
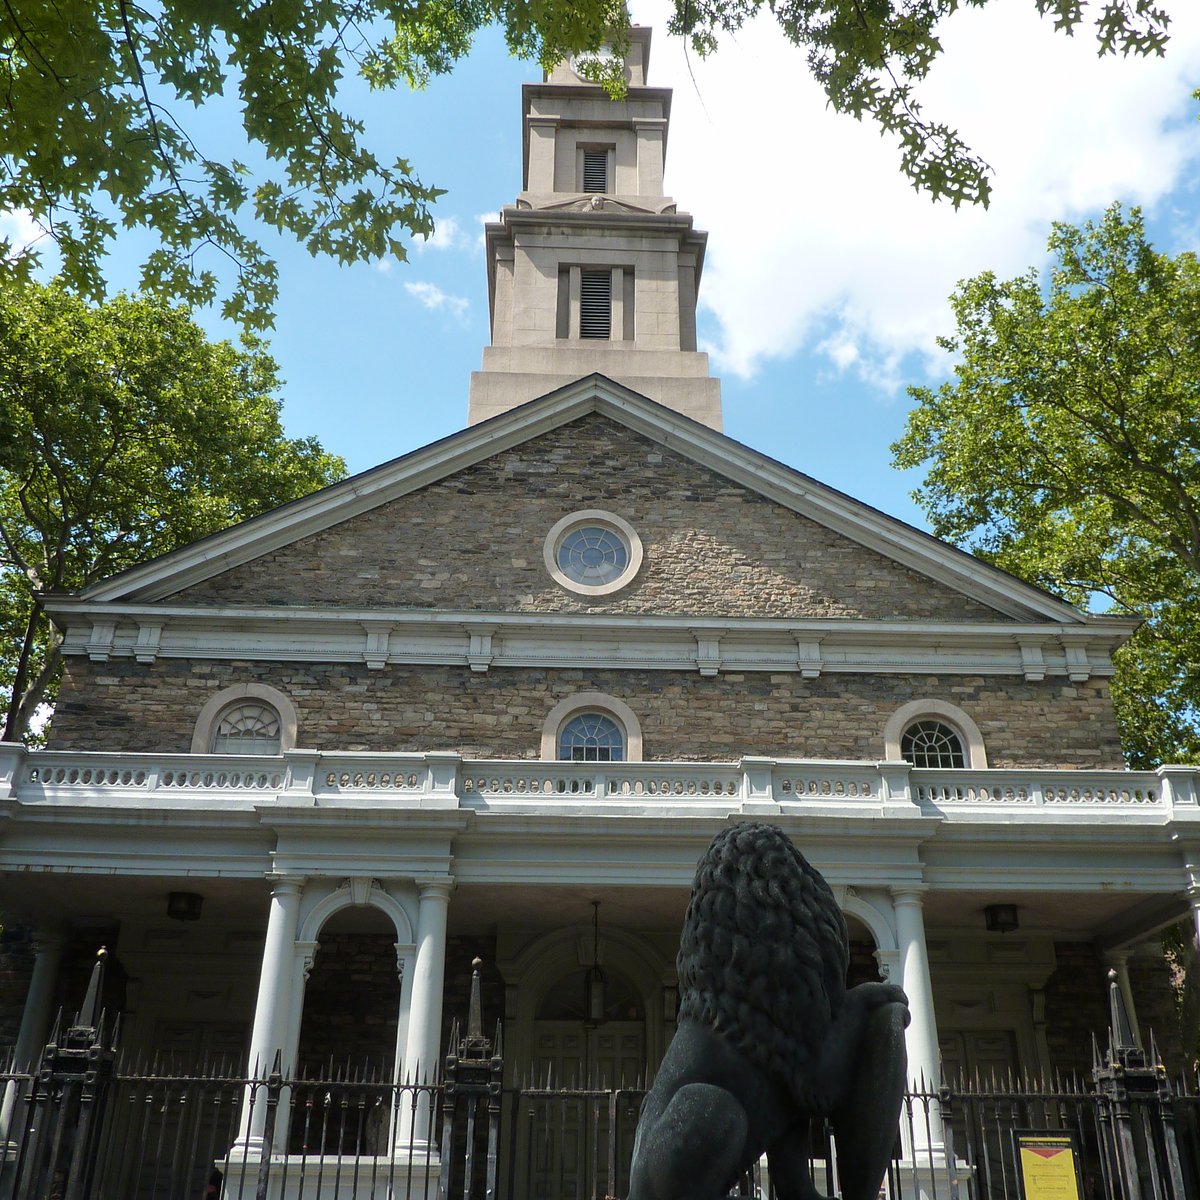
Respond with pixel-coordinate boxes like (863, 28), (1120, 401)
(883, 699), (987, 768)
(192, 683), (297, 755)
(211, 702), (282, 755)
(540, 693), (644, 762)
(900, 720), (966, 769)
(558, 712), (625, 762)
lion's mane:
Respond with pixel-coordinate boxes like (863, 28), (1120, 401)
(675, 823), (849, 1112)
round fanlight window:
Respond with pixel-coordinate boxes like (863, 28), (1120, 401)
(544, 510), (643, 596)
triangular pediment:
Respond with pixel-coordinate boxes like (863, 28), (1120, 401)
(76, 375), (1085, 625)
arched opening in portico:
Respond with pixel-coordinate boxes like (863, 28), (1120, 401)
(847, 913), (886, 988)
(296, 905), (401, 1078)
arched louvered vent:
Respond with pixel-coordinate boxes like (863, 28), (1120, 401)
(580, 270), (612, 338)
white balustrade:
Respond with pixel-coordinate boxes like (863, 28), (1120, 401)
(774, 765), (879, 800)
(912, 768), (1161, 807)
(2, 745), (1191, 824)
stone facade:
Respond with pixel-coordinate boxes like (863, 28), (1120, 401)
(1042, 942), (1184, 1076)
(171, 415), (1007, 624)
(50, 658), (1124, 768)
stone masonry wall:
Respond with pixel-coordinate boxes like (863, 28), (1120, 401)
(1042, 943), (1183, 1076)
(296, 932), (400, 1075)
(0, 929), (34, 1050)
(171, 414), (1007, 623)
(49, 658), (1124, 767)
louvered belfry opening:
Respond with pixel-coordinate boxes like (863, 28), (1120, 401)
(580, 270), (612, 338)
(582, 149), (608, 192)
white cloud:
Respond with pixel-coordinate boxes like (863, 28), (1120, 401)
(404, 280), (469, 319)
(0, 208), (47, 262)
(629, 0), (1200, 385)
(475, 211), (500, 252)
(415, 215), (465, 252)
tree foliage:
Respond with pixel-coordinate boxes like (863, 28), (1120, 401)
(0, 0), (626, 329)
(0, 279), (346, 743)
(0, 2), (1173, 329)
(893, 205), (1200, 767)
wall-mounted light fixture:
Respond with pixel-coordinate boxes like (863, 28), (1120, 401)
(983, 903), (1019, 934)
(167, 891), (203, 921)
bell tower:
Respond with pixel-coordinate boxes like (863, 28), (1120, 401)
(467, 27), (722, 428)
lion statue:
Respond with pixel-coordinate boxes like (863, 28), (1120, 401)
(627, 823), (910, 1200)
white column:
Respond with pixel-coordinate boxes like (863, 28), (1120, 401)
(387, 942), (416, 1156)
(894, 889), (940, 1089)
(892, 888), (945, 1156)
(234, 876), (305, 1154)
(0, 931), (66, 1142)
(404, 879), (453, 1081)
(398, 878), (453, 1150)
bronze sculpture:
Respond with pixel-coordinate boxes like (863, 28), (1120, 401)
(628, 823), (910, 1200)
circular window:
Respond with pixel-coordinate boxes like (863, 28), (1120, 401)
(544, 510), (643, 596)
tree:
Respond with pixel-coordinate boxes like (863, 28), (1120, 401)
(892, 205), (1200, 767)
(0, 2), (1173, 330)
(0, 279), (346, 743)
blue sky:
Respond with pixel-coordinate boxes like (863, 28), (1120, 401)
(7, 1), (1200, 533)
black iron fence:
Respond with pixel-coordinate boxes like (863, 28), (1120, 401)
(1, 959), (1197, 1199)
(7, 1064), (1200, 1200)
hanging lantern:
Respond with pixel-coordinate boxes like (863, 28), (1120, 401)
(583, 900), (607, 1026)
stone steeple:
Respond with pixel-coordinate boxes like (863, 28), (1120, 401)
(467, 27), (722, 428)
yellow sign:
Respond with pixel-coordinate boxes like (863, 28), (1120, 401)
(1017, 1135), (1082, 1200)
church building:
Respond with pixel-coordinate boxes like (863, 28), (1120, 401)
(1, 25), (1198, 1184)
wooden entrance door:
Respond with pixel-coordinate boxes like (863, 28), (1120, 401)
(524, 1021), (645, 1200)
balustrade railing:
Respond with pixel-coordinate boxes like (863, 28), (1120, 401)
(911, 768), (1164, 807)
(1, 743), (1193, 823)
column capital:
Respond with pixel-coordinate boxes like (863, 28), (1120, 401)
(891, 884), (929, 905)
(414, 875), (455, 901)
(874, 948), (901, 983)
(265, 874), (307, 898)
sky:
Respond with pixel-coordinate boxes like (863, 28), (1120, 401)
(7, 0), (1200, 532)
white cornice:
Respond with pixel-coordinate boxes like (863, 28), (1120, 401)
(47, 599), (1135, 679)
(74, 377), (1096, 623)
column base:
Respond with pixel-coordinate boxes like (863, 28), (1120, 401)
(218, 1150), (442, 1200)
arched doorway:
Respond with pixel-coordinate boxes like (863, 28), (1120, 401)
(532, 966), (646, 1088)
(524, 966), (646, 1200)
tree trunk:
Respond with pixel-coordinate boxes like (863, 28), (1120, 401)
(2, 598), (42, 743)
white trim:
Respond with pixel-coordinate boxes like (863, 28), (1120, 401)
(51, 601), (1132, 680)
(298, 880), (416, 946)
(543, 509), (644, 596)
(191, 683), (298, 754)
(842, 890), (899, 953)
(76, 377), (1091, 623)
(884, 699), (988, 768)
(540, 692), (644, 761)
